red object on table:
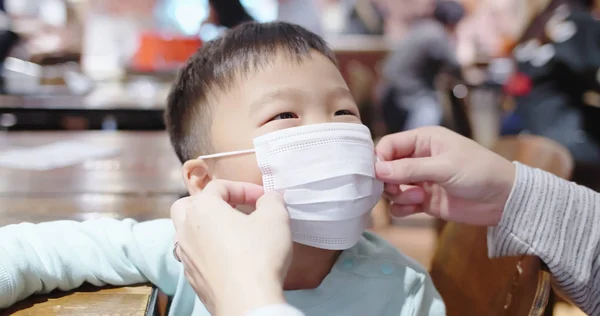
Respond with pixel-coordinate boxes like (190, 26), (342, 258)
(132, 31), (202, 72)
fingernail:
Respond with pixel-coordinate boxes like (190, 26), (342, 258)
(376, 161), (392, 176)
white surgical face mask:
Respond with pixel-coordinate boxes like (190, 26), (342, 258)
(198, 122), (384, 250)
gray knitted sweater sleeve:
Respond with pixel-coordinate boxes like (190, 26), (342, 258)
(488, 162), (600, 314)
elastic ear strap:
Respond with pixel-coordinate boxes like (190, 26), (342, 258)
(197, 149), (256, 160)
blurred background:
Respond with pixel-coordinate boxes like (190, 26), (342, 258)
(0, 0), (599, 315)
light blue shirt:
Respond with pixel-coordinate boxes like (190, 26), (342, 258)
(0, 219), (444, 315)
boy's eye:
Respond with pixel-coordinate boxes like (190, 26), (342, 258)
(334, 110), (356, 116)
(271, 112), (299, 121)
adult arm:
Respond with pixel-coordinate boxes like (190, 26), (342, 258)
(488, 162), (600, 314)
(373, 127), (600, 313)
(0, 218), (179, 309)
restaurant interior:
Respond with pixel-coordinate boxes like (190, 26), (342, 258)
(0, 0), (599, 315)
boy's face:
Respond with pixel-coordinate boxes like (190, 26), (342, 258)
(183, 50), (362, 194)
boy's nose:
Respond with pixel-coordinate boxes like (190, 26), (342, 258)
(301, 111), (332, 125)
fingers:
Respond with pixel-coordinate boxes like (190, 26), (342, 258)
(384, 183), (400, 195)
(375, 126), (451, 161)
(390, 203), (421, 217)
(384, 185), (426, 204)
(253, 191), (289, 224)
(375, 129), (420, 161)
(384, 185), (425, 218)
(203, 180), (265, 206)
(376, 157), (452, 184)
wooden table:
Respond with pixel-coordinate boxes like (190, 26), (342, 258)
(0, 131), (182, 315)
(0, 198), (169, 316)
(0, 132), (185, 194)
(2, 285), (161, 316)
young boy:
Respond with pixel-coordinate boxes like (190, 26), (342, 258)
(0, 22), (444, 315)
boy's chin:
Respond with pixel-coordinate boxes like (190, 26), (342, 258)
(284, 243), (342, 290)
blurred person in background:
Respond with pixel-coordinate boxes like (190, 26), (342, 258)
(379, 0), (465, 133)
(342, 0), (384, 35)
(276, 0), (324, 36)
(505, 1), (600, 166)
(206, 0), (254, 29)
(379, 0), (436, 41)
(206, 0), (324, 36)
(3, 0), (83, 71)
(341, 0), (436, 39)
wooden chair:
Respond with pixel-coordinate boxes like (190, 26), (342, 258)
(429, 134), (573, 316)
(493, 135), (573, 179)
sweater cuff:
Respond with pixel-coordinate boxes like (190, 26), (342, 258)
(245, 304), (304, 316)
(0, 253), (16, 309)
(487, 162), (563, 258)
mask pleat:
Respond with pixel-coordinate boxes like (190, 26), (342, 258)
(253, 122), (384, 250)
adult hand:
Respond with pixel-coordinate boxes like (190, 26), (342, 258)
(171, 180), (292, 315)
(375, 127), (516, 226)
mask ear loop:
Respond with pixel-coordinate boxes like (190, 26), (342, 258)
(197, 149), (256, 160)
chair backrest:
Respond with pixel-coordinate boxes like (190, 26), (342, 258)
(430, 134), (573, 316)
(493, 135), (573, 179)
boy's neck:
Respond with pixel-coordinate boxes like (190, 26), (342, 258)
(283, 243), (341, 290)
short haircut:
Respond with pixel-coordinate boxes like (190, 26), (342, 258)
(165, 22), (337, 163)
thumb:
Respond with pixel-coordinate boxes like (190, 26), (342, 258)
(253, 191), (289, 224)
(375, 157), (453, 184)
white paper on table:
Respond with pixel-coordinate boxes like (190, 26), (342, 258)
(0, 141), (120, 171)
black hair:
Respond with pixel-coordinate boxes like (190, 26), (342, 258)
(208, 0), (254, 28)
(433, 1), (466, 26)
(165, 22), (338, 163)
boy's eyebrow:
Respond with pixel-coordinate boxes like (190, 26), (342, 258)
(249, 87), (304, 112)
(249, 87), (354, 112)
(328, 87), (355, 103)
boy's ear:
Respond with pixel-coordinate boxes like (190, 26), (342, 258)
(182, 159), (212, 195)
